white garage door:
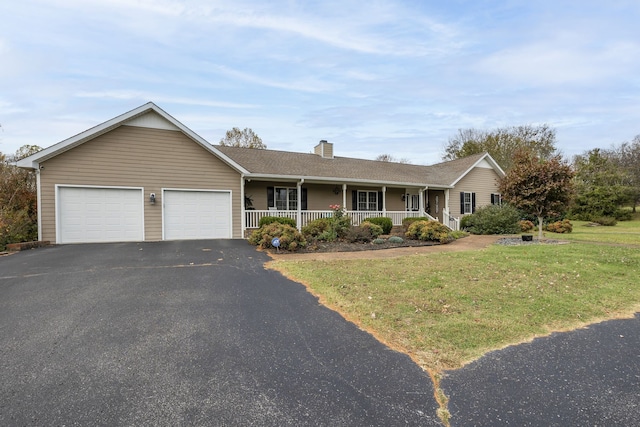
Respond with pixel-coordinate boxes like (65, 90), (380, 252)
(58, 186), (144, 243)
(163, 190), (231, 240)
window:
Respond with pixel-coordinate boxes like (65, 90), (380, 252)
(491, 193), (502, 205)
(460, 191), (475, 214)
(358, 191), (378, 211)
(274, 187), (298, 210)
(435, 195), (439, 214)
(405, 194), (419, 211)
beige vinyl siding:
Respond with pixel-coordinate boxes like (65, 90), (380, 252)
(39, 125), (241, 242)
(450, 167), (501, 217)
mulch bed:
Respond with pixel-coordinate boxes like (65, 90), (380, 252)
(296, 238), (440, 253)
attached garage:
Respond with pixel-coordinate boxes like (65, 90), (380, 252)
(163, 189), (232, 240)
(57, 186), (144, 244)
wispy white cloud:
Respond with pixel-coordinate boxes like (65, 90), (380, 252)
(75, 90), (259, 109)
(1, 0), (639, 162)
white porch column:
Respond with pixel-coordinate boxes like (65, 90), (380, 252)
(445, 189), (450, 215)
(297, 179), (304, 231)
(342, 184), (347, 209)
(382, 186), (386, 215)
(420, 186), (428, 216)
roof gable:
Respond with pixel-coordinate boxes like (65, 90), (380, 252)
(17, 102), (248, 174)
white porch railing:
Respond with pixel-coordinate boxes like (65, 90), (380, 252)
(245, 210), (439, 229)
(442, 208), (460, 231)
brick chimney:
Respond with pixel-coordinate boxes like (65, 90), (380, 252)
(314, 140), (334, 159)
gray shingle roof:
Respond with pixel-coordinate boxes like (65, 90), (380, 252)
(216, 145), (491, 187)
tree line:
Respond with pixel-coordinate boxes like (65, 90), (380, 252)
(442, 125), (640, 223)
(1, 125), (638, 249)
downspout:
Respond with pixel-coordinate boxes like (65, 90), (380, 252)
(297, 179), (304, 231)
(240, 174), (245, 238)
(36, 166), (42, 241)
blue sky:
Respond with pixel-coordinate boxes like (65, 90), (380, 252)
(1, 0), (639, 165)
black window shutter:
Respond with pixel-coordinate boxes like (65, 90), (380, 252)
(301, 188), (308, 211)
(460, 192), (465, 214)
(472, 193), (476, 212)
(267, 187), (274, 208)
(352, 190), (358, 211)
(491, 193), (495, 205)
(377, 191), (383, 211)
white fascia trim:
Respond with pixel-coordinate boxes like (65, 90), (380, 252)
(244, 173), (453, 189)
(449, 153), (506, 187)
(16, 102), (250, 175)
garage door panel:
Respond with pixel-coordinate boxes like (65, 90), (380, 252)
(58, 187), (144, 243)
(163, 190), (231, 240)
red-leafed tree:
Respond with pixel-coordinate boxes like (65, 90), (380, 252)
(498, 150), (574, 240)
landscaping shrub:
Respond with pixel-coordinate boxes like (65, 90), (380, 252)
(388, 236), (404, 243)
(405, 220), (453, 243)
(544, 219), (573, 233)
(258, 216), (296, 228)
(451, 230), (468, 239)
(344, 225), (378, 243)
(464, 204), (521, 235)
(373, 238), (386, 245)
(594, 216), (617, 226)
(363, 216), (392, 234)
(359, 221), (383, 238)
(519, 220), (536, 232)
(402, 217), (430, 232)
(614, 209), (633, 221)
(459, 215), (472, 230)
(301, 218), (332, 239)
(248, 223), (306, 251)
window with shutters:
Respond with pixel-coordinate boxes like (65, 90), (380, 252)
(275, 187), (298, 210)
(491, 193), (502, 205)
(358, 191), (378, 211)
(463, 192), (473, 214)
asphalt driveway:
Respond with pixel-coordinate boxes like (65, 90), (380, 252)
(0, 240), (439, 426)
(442, 314), (640, 426)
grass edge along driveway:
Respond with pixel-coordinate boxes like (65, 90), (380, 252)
(268, 221), (640, 425)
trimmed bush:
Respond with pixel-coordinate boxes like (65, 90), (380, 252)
(451, 230), (468, 240)
(360, 221), (384, 238)
(594, 216), (617, 226)
(373, 238), (386, 245)
(363, 216), (392, 234)
(344, 226), (375, 243)
(459, 215), (473, 230)
(544, 219), (573, 233)
(519, 220), (536, 232)
(464, 204), (521, 235)
(402, 216), (431, 232)
(258, 216), (296, 228)
(248, 223), (306, 251)
(301, 218), (332, 239)
(388, 236), (404, 243)
(405, 220), (453, 243)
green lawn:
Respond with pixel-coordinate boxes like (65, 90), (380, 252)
(545, 219), (640, 245)
(269, 220), (640, 373)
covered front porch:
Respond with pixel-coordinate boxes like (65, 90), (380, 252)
(242, 180), (460, 234)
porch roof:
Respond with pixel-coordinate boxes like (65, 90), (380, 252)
(217, 146), (490, 187)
